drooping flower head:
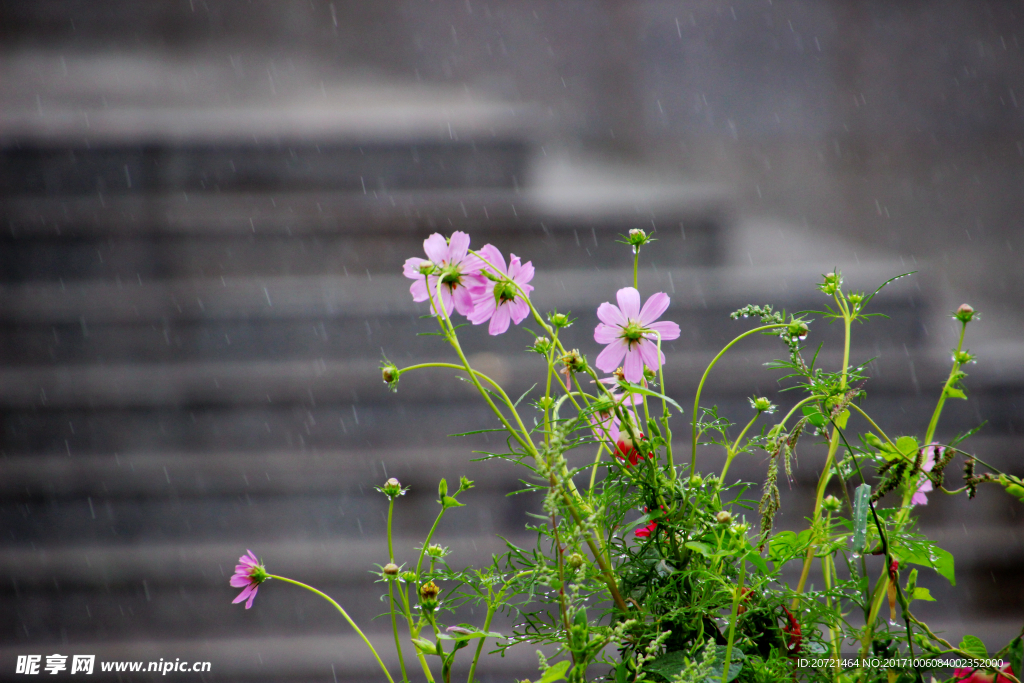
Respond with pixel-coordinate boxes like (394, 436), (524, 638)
(594, 287), (680, 383)
(911, 444), (941, 506)
(634, 521), (657, 538)
(403, 231), (484, 317)
(467, 244), (535, 335)
(230, 549), (268, 609)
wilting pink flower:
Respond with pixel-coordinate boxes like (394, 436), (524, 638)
(403, 231), (484, 317)
(468, 244), (534, 335)
(911, 444), (941, 506)
(230, 549), (268, 609)
(634, 521), (657, 538)
(594, 288), (680, 383)
(953, 662), (1015, 683)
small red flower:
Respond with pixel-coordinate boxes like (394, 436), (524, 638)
(616, 433), (649, 467)
(953, 663), (1016, 683)
(781, 606), (802, 656)
(634, 521), (657, 538)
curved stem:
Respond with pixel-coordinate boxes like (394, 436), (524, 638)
(691, 324), (788, 473)
(268, 575), (396, 683)
(719, 412), (761, 483)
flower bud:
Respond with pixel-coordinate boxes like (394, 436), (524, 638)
(418, 261), (435, 276)
(549, 312), (571, 328)
(383, 563), (400, 577)
(716, 510), (733, 525)
(426, 544), (448, 558)
(819, 271), (843, 295)
(381, 361), (400, 391)
(822, 495), (841, 513)
(749, 396), (776, 414)
(532, 336), (552, 354)
(400, 571), (417, 583)
(566, 552), (586, 571)
(689, 475), (703, 488)
(419, 580), (440, 610)
(953, 350), (975, 365)
(380, 477), (405, 499)
(626, 228), (652, 248)
(787, 321), (809, 342)
(560, 349), (587, 373)
(459, 475), (474, 492)
(438, 478), (448, 497)
(847, 292), (863, 305)
(954, 303), (975, 323)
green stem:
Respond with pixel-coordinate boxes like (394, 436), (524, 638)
(268, 575), (396, 683)
(923, 322), (968, 446)
(691, 324), (788, 473)
(387, 500), (409, 683)
(721, 558), (746, 683)
(719, 412), (761, 483)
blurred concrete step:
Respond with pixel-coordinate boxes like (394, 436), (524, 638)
(0, 183), (726, 281)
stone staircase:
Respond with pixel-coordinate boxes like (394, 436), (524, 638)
(1, 73), (1022, 682)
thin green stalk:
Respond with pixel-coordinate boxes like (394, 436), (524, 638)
(691, 324), (788, 473)
(387, 500), (409, 683)
(721, 558), (746, 683)
(923, 322), (968, 445)
(719, 412), (761, 483)
(268, 575), (396, 683)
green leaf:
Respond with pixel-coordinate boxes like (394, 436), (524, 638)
(744, 551), (770, 575)
(538, 660), (571, 683)
(945, 387), (967, 400)
(895, 436), (920, 460)
(685, 541), (712, 556)
(911, 587), (935, 602)
(959, 635), (987, 660)
(621, 382), (685, 413)
(708, 646), (745, 683)
(897, 545), (956, 586)
(834, 409), (850, 430)
(802, 405), (827, 428)
(441, 496), (464, 509)
(852, 483), (872, 553)
(1006, 637), (1023, 683)
(1005, 482), (1024, 503)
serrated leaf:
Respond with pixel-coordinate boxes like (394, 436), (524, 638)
(959, 635), (987, 660)
(852, 483), (872, 553)
(538, 660), (571, 683)
(897, 545), (956, 586)
(911, 587), (935, 601)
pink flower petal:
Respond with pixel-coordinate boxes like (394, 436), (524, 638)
(596, 338), (628, 373)
(623, 347), (644, 383)
(509, 299), (531, 325)
(232, 584), (255, 604)
(423, 233), (449, 264)
(403, 257), (428, 279)
(230, 574), (251, 588)
(637, 339), (665, 372)
(510, 257), (535, 285)
(488, 303), (512, 335)
(594, 323), (620, 345)
(468, 291), (496, 324)
(477, 244), (507, 276)
(597, 302), (627, 328)
(447, 231), (471, 262)
(452, 283), (476, 316)
(244, 586), (258, 609)
(645, 320), (680, 341)
(616, 287), (641, 319)
(638, 292), (671, 325)
(409, 278), (429, 302)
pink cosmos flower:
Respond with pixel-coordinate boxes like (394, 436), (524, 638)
(403, 231), (484, 317)
(911, 444), (942, 506)
(230, 549), (268, 609)
(467, 244), (535, 335)
(594, 287), (680, 383)
(953, 662), (1015, 683)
